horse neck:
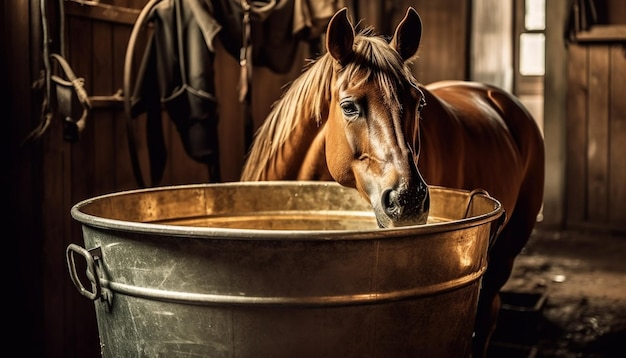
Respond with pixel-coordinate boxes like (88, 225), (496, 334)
(240, 55), (335, 181)
(415, 88), (466, 188)
(278, 120), (329, 180)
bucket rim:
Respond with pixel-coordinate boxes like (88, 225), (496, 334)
(70, 181), (503, 240)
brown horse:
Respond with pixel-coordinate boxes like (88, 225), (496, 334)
(241, 7), (544, 357)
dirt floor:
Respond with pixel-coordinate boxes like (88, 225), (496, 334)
(488, 226), (626, 358)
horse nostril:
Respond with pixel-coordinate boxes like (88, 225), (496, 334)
(381, 188), (399, 217)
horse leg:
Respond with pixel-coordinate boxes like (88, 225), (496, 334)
(472, 196), (542, 357)
(472, 230), (517, 358)
(473, 285), (501, 357)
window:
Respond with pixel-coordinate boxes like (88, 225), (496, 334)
(514, 0), (545, 95)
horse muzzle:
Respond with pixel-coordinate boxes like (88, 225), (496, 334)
(376, 181), (430, 228)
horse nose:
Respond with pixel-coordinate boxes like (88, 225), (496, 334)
(381, 184), (430, 223)
(377, 153), (430, 226)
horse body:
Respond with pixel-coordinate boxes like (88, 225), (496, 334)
(419, 80), (545, 355)
(420, 80), (542, 218)
(241, 8), (544, 357)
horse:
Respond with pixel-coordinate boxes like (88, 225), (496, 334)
(240, 7), (545, 357)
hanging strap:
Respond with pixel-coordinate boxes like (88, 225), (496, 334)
(239, 0), (254, 151)
(124, 0), (163, 188)
(49, 53), (91, 142)
(24, 0), (90, 144)
(238, 0), (252, 103)
(23, 0), (54, 144)
(237, 0), (284, 151)
(175, 0), (189, 88)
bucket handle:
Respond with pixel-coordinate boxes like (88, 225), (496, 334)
(66, 243), (102, 301)
(463, 189), (490, 219)
(463, 189), (506, 253)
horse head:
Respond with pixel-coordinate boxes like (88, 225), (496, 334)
(324, 7), (430, 228)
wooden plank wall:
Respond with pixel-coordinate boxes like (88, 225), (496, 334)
(409, 0), (469, 84)
(567, 42), (626, 232)
(356, 0), (469, 85)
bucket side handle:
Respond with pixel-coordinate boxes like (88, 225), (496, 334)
(66, 243), (102, 301)
(463, 188), (506, 253)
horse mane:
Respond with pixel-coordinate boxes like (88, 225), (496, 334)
(240, 51), (335, 181)
(240, 28), (420, 181)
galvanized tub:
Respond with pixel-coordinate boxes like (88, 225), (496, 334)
(67, 181), (503, 358)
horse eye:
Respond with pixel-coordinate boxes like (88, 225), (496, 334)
(340, 101), (360, 118)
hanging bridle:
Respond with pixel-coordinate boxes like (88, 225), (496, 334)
(24, 0), (91, 144)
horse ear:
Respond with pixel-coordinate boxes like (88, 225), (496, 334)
(390, 7), (422, 62)
(326, 7), (355, 65)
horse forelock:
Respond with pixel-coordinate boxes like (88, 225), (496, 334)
(339, 34), (420, 112)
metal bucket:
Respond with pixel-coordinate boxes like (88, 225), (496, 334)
(67, 181), (503, 358)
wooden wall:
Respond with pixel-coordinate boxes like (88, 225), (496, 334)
(543, 0), (569, 228)
(409, 0), (470, 83)
(4, 1), (471, 357)
(567, 38), (626, 232)
(355, 0), (470, 85)
(563, 0), (626, 232)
